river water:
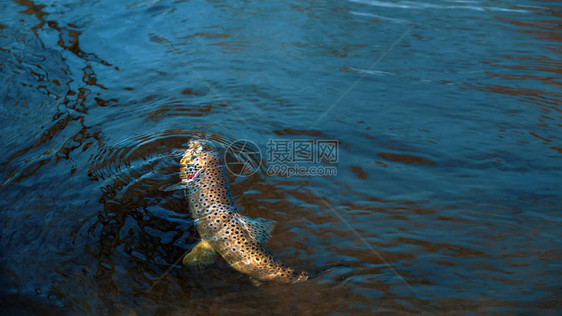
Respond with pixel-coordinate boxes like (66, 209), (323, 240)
(1, 0), (561, 314)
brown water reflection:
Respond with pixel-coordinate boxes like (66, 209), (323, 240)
(463, 6), (562, 157)
(377, 153), (436, 165)
(78, 131), (454, 313)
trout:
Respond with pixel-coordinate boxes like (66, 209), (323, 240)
(167, 139), (309, 285)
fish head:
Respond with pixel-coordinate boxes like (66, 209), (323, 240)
(179, 139), (221, 181)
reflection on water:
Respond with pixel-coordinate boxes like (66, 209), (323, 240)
(1, 0), (561, 314)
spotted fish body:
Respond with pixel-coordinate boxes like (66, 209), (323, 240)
(178, 139), (309, 284)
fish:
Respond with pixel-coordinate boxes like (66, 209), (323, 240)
(166, 139), (310, 285)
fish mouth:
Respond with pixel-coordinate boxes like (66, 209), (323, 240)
(181, 139), (208, 165)
(179, 139), (219, 181)
(187, 139), (204, 151)
(185, 140), (203, 156)
(184, 139), (215, 157)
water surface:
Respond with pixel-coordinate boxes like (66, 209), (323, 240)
(1, 0), (561, 314)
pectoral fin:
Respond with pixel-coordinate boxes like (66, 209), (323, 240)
(159, 183), (189, 192)
(182, 240), (217, 266)
(237, 215), (276, 244)
(250, 277), (264, 287)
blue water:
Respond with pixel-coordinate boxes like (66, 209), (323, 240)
(1, 0), (561, 314)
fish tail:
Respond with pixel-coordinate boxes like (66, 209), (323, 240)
(308, 264), (348, 280)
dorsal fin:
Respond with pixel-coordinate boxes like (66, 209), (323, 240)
(236, 214), (276, 243)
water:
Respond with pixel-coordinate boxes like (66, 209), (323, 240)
(1, 0), (561, 314)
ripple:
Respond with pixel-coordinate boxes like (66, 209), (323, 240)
(87, 130), (234, 182)
(350, 10), (412, 24)
(349, 0), (533, 13)
(377, 153), (436, 165)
